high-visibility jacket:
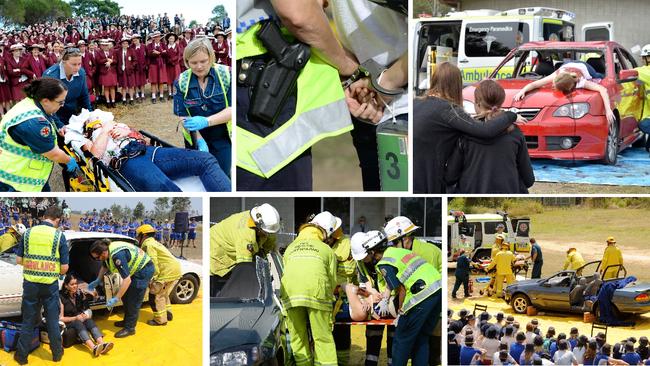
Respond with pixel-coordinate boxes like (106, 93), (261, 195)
(210, 210), (276, 277)
(141, 237), (182, 282)
(332, 235), (357, 285)
(107, 241), (151, 277)
(377, 247), (441, 314)
(412, 238), (443, 273)
(236, 11), (353, 178)
(357, 260), (389, 293)
(0, 232), (17, 252)
(487, 250), (515, 276)
(601, 245), (623, 280)
(636, 65), (650, 120)
(177, 63), (232, 142)
(563, 251), (586, 271)
(22, 225), (61, 284)
(0, 98), (57, 192)
(281, 226), (337, 311)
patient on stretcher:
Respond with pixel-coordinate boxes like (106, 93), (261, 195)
(335, 283), (398, 322)
(65, 109), (231, 192)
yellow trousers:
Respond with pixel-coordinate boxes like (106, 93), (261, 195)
(493, 274), (515, 298)
(150, 279), (178, 324)
(286, 307), (337, 366)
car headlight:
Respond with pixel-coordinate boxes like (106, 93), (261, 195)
(463, 100), (476, 116)
(211, 346), (259, 366)
(553, 102), (590, 119)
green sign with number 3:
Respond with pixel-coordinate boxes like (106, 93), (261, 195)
(377, 119), (408, 191)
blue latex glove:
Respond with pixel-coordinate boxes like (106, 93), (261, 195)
(87, 278), (102, 292)
(196, 139), (209, 152)
(66, 158), (79, 173)
(184, 116), (209, 131)
(106, 297), (119, 308)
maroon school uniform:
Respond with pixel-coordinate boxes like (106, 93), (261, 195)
(165, 42), (181, 85)
(146, 42), (167, 84)
(47, 52), (61, 67)
(5, 54), (30, 101)
(131, 43), (147, 87)
(80, 51), (95, 91)
(215, 40), (229, 65)
(22, 54), (47, 78)
(95, 49), (118, 87)
(116, 47), (136, 88)
(0, 56), (11, 103)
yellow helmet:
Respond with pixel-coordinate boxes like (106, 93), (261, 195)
(495, 234), (506, 241)
(136, 224), (156, 235)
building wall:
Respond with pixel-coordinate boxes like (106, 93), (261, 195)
(459, 0), (650, 58)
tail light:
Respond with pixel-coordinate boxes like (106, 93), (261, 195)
(635, 293), (650, 303)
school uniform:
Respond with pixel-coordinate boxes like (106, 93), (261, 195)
(165, 42), (181, 86)
(5, 54), (29, 101)
(80, 51), (95, 91)
(130, 43), (147, 88)
(116, 47), (136, 88)
(95, 49), (118, 87)
(22, 54), (48, 78)
(0, 54), (11, 103)
(215, 41), (229, 65)
(146, 41), (167, 84)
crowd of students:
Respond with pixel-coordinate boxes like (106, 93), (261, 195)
(449, 309), (649, 365)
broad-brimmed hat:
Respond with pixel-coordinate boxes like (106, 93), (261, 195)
(119, 36), (131, 44)
(216, 31), (226, 37)
(183, 28), (193, 34)
(77, 40), (87, 46)
(64, 42), (76, 49)
(27, 43), (45, 51)
(165, 33), (177, 42)
(99, 39), (111, 46)
(10, 43), (24, 51)
(606, 236), (616, 244)
(130, 33), (141, 39)
(150, 31), (162, 38)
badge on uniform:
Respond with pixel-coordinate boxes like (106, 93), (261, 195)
(380, 268), (387, 277)
(247, 244), (254, 253)
(115, 259), (121, 266)
(40, 126), (50, 137)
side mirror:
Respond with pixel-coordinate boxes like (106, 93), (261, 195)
(618, 69), (638, 83)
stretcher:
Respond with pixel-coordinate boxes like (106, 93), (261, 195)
(64, 130), (206, 192)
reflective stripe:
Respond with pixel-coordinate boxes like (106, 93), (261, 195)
(399, 258), (427, 283)
(401, 279), (441, 314)
(283, 296), (333, 307)
(381, 257), (397, 263)
(366, 355), (379, 362)
(248, 98), (352, 177)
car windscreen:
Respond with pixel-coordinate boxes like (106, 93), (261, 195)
(0, 252), (16, 265)
(512, 49), (606, 78)
(214, 262), (263, 302)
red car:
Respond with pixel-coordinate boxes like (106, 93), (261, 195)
(462, 41), (643, 164)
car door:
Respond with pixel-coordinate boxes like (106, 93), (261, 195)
(0, 257), (23, 317)
(616, 47), (644, 137)
(536, 272), (572, 311)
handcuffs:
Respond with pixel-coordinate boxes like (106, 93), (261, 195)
(341, 59), (405, 97)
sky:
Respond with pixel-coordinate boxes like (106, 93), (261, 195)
(114, 0), (233, 27)
(61, 197), (202, 212)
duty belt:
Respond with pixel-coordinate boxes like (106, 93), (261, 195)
(237, 57), (267, 88)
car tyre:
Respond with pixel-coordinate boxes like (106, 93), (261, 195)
(602, 121), (619, 165)
(170, 274), (199, 304)
(511, 293), (530, 314)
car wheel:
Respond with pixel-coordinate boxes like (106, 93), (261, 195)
(602, 121), (619, 165)
(171, 274), (198, 304)
(511, 293), (530, 314)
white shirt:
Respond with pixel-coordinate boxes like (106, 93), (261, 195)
(481, 338), (501, 360)
(329, 0), (408, 123)
(554, 350), (577, 365)
(558, 62), (594, 88)
(572, 346), (586, 364)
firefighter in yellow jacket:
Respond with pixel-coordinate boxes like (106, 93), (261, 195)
(601, 236), (623, 280)
(562, 247), (586, 271)
(636, 44), (650, 152)
(281, 212), (339, 366)
(210, 203), (279, 296)
(486, 242), (515, 298)
(136, 224), (182, 326)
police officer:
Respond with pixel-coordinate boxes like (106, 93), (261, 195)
(281, 212), (339, 365)
(0, 223), (26, 252)
(174, 38), (232, 176)
(87, 238), (154, 338)
(14, 206), (69, 365)
(384, 216), (442, 272)
(369, 230), (442, 366)
(136, 224), (182, 326)
(486, 242), (515, 298)
(601, 236), (623, 280)
(210, 203), (279, 296)
(236, 0), (357, 191)
(0, 77), (79, 192)
(351, 230), (394, 366)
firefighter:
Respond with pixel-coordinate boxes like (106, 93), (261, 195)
(0, 223), (26, 252)
(600, 236), (623, 280)
(486, 242), (515, 298)
(384, 216), (442, 272)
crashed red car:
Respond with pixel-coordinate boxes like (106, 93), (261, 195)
(462, 41), (644, 164)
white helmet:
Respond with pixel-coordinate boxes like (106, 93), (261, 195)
(351, 230), (387, 260)
(384, 216), (420, 242)
(12, 224), (26, 236)
(310, 211), (342, 239)
(641, 44), (650, 57)
(250, 203), (280, 234)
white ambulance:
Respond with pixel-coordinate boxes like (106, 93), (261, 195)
(414, 7), (576, 92)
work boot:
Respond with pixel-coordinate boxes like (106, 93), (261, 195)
(147, 319), (167, 326)
(52, 350), (64, 362)
(167, 311), (173, 321)
(114, 320), (125, 327)
(13, 353), (27, 365)
(114, 328), (136, 338)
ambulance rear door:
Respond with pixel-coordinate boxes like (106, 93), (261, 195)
(582, 22), (614, 42)
(414, 19), (462, 95)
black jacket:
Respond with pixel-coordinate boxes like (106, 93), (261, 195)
(413, 96), (517, 193)
(445, 125), (535, 193)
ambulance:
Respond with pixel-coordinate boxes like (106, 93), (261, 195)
(414, 7), (576, 92)
(447, 211), (531, 262)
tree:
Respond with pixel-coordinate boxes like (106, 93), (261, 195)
(69, 0), (120, 18)
(210, 4), (228, 25)
(0, 0), (71, 26)
(188, 20), (198, 29)
(0, 0), (27, 25)
(133, 202), (145, 220)
(154, 197), (170, 220)
(171, 197), (191, 214)
(110, 203), (123, 220)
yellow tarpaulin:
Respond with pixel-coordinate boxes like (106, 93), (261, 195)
(0, 290), (202, 366)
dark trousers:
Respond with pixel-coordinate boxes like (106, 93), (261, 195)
(531, 261), (543, 279)
(350, 117), (380, 191)
(17, 281), (62, 360)
(122, 262), (154, 330)
(236, 80), (313, 191)
(366, 324), (394, 365)
(452, 274), (470, 297)
(333, 324), (351, 365)
(392, 291), (441, 366)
